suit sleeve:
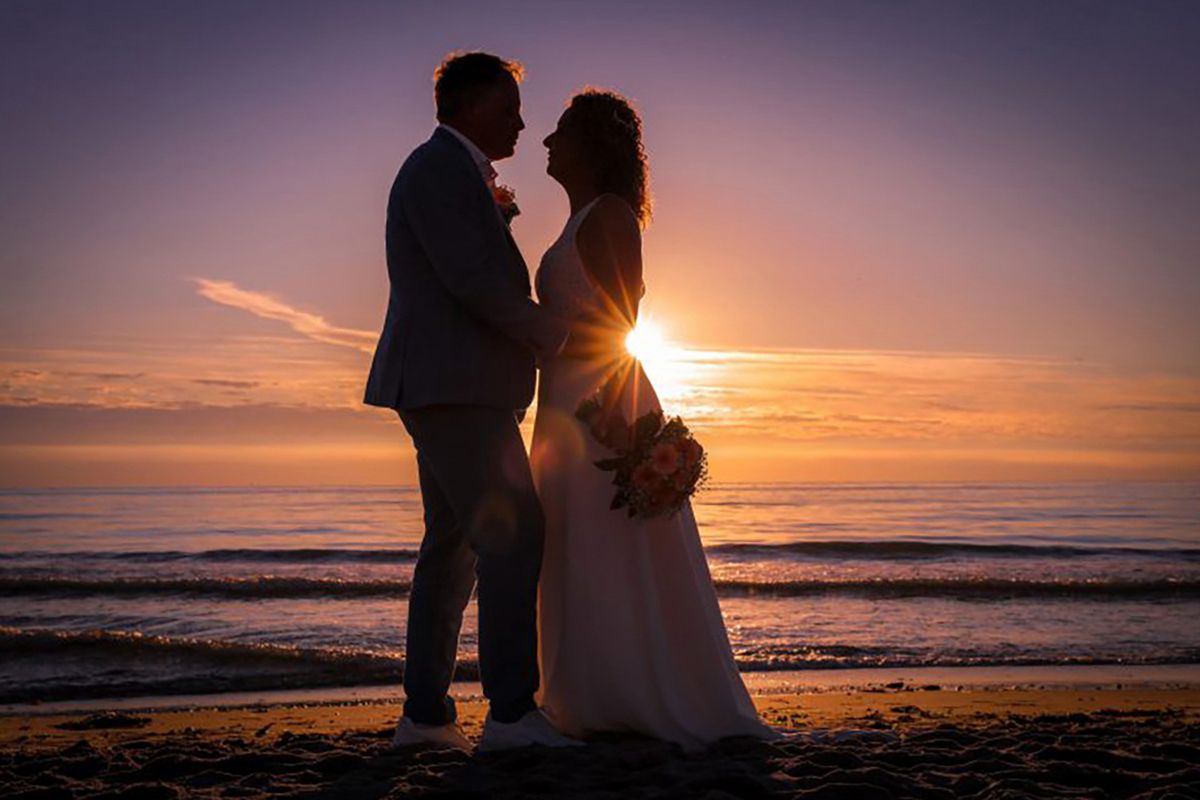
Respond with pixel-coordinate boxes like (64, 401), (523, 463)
(399, 157), (568, 355)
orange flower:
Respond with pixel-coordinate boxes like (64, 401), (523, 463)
(492, 184), (515, 204)
(650, 441), (680, 475)
(632, 461), (658, 491)
(492, 183), (520, 224)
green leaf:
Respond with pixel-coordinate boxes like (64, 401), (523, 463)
(633, 410), (663, 441)
(662, 418), (688, 437)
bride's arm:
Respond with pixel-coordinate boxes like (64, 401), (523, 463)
(569, 194), (643, 356)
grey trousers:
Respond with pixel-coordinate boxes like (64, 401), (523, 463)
(397, 405), (544, 725)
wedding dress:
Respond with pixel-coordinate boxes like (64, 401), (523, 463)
(531, 196), (775, 751)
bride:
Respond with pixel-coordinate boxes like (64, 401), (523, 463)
(530, 89), (778, 752)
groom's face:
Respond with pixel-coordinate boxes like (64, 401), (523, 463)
(460, 75), (524, 161)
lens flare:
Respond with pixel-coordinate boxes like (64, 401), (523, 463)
(625, 318), (686, 402)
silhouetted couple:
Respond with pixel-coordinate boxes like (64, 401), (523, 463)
(364, 51), (776, 753)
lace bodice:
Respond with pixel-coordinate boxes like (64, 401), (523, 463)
(534, 197), (605, 321)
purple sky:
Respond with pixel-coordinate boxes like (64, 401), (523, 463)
(2, 1), (1198, 484)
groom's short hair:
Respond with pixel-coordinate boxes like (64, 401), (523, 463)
(434, 51), (524, 121)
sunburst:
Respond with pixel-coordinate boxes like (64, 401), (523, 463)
(625, 317), (687, 401)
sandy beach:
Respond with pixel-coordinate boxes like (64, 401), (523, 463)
(4, 677), (1199, 799)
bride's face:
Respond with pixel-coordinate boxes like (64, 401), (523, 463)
(543, 110), (586, 185)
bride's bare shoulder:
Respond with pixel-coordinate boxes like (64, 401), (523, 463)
(576, 193), (643, 319)
(579, 193), (641, 248)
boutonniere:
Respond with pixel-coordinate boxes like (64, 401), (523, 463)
(491, 183), (520, 225)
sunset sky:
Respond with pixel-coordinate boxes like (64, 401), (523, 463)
(2, 0), (1198, 486)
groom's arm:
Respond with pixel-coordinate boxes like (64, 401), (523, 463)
(400, 157), (567, 357)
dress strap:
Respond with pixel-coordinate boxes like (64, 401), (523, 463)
(566, 195), (607, 236)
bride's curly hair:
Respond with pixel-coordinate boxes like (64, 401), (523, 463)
(568, 89), (652, 228)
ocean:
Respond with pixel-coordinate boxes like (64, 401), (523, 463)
(1, 482), (1197, 705)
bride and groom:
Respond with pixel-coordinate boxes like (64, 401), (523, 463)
(363, 51), (776, 753)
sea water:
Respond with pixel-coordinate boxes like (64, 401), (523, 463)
(1, 482), (1196, 703)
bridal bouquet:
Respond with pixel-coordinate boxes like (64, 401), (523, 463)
(575, 384), (709, 519)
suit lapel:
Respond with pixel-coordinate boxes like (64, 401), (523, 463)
(431, 127), (531, 295)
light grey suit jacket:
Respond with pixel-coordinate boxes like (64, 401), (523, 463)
(363, 127), (565, 411)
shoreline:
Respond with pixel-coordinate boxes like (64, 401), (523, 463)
(4, 661), (1198, 719)
(6, 684), (1200, 746)
(7, 683), (1200, 751)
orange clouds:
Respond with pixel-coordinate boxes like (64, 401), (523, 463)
(1, 283), (1197, 485)
(657, 347), (1200, 481)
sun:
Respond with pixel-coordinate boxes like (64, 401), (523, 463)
(624, 318), (668, 364)
(625, 318), (686, 401)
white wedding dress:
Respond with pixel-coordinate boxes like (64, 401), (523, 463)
(530, 196), (775, 752)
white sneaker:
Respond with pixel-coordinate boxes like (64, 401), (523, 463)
(390, 716), (472, 751)
(477, 708), (584, 753)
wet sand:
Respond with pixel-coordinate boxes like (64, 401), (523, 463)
(3, 684), (1199, 798)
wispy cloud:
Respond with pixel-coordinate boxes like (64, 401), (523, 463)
(193, 278), (376, 353)
(660, 346), (1200, 449)
(0, 338), (367, 411)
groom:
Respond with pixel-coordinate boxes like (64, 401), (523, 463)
(364, 52), (575, 751)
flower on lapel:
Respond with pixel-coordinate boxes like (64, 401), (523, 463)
(492, 183), (520, 225)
